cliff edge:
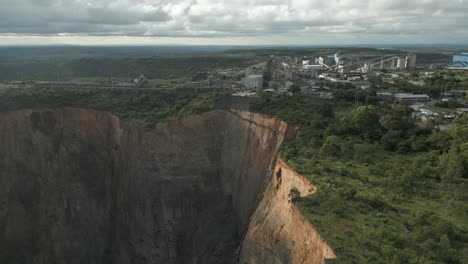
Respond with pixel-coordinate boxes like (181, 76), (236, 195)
(0, 108), (334, 264)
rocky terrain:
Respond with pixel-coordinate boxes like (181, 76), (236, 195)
(0, 108), (334, 264)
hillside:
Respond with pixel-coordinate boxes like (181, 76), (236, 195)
(1, 87), (467, 263)
(251, 94), (467, 263)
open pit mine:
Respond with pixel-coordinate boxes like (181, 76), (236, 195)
(0, 108), (335, 264)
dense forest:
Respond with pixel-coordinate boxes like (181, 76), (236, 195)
(0, 46), (258, 81)
(251, 94), (467, 263)
(0, 87), (229, 126)
(0, 56), (256, 81)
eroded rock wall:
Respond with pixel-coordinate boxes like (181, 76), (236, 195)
(220, 111), (291, 229)
(116, 110), (232, 264)
(0, 108), (334, 264)
(238, 159), (335, 264)
(0, 108), (139, 264)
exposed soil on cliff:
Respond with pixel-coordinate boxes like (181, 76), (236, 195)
(0, 108), (334, 264)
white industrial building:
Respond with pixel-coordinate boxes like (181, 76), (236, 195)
(241, 75), (264, 90)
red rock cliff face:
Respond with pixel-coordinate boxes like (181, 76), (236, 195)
(238, 159), (335, 263)
(0, 108), (334, 264)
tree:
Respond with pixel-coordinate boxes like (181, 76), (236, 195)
(381, 130), (402, 150)
(317, 102), (334, 118)
(447, 99), (459, 109)
(439, 124), (468, 180)
(332, 90), (355, 102)
(288, 84), (301, 94)
(289, 188), (301, 204)
(353, 106), (379, 126)
(368, 75), (383, 85)
(350, 105), (385, 140)
(379, 114), (404, 131)
(320, 135), (352, 157)
(428, 131), (452, 152)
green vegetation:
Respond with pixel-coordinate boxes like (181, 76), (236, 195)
(288, 84), (302, 94)
(289, 188), (301, 204)
(251, 94), (467, 263)
(1, 86), (466, 262)
(0, 87), (229, 126)
(371, 71), (468, 98)
(0, 56), (256, 81)
(0, 46), (259, 81)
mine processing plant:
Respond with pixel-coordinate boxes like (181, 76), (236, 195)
(319, 53), (417, 74)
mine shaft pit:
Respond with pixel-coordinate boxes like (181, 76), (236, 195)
(0, 108), (334, 264)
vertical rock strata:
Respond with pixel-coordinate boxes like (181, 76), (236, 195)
(0, 108), (334, 264)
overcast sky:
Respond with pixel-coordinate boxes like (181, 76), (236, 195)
(0, 0), (467, 45)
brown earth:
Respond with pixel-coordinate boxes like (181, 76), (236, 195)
(0, 108), (334, 264)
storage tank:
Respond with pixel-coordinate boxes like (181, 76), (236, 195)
(406, 54), (417, 69)
(397, 56), (406, 70)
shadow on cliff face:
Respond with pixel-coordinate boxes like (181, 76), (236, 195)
(0, 108), (334, 264)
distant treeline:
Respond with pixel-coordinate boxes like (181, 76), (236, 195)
(226, 47), (453, 64)
(0, 46), (456, 81)
(0, 87), (230, 126)
(414, 53), (453, 64)
(0, 56), (256, 81)
(225, 47), (406, 57)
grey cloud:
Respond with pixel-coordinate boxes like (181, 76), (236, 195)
(0, 0), (466, 41)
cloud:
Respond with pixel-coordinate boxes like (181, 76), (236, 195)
(0, 0), (467, 43)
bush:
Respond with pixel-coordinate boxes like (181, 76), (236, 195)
(319, 135), (352, 157)
(289, 188), (301, 204)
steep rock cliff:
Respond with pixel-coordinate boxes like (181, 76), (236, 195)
(238, 159), (335, 263)
(0, 108), (334, 264)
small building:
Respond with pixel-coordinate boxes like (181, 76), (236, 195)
(409, 103), (426, 111)
(413, 109), (436, 122)
(453, 53), (468, 65)
(241, 75), (264, 91)
(456, 108), (468, 115)
(447, 53), (468, 70)
(377, 92), (394, 101)
(344, 73), (365, 80)
(420, 108), (436, 116)
(262, 89), (276, 93)
(394, 93), (430, 104)
(134, 74), (149, 88)
(408, 80), (425, 86)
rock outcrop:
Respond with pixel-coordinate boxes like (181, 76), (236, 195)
(238, 160), (335, 264)
(0, 108), (334, 264)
